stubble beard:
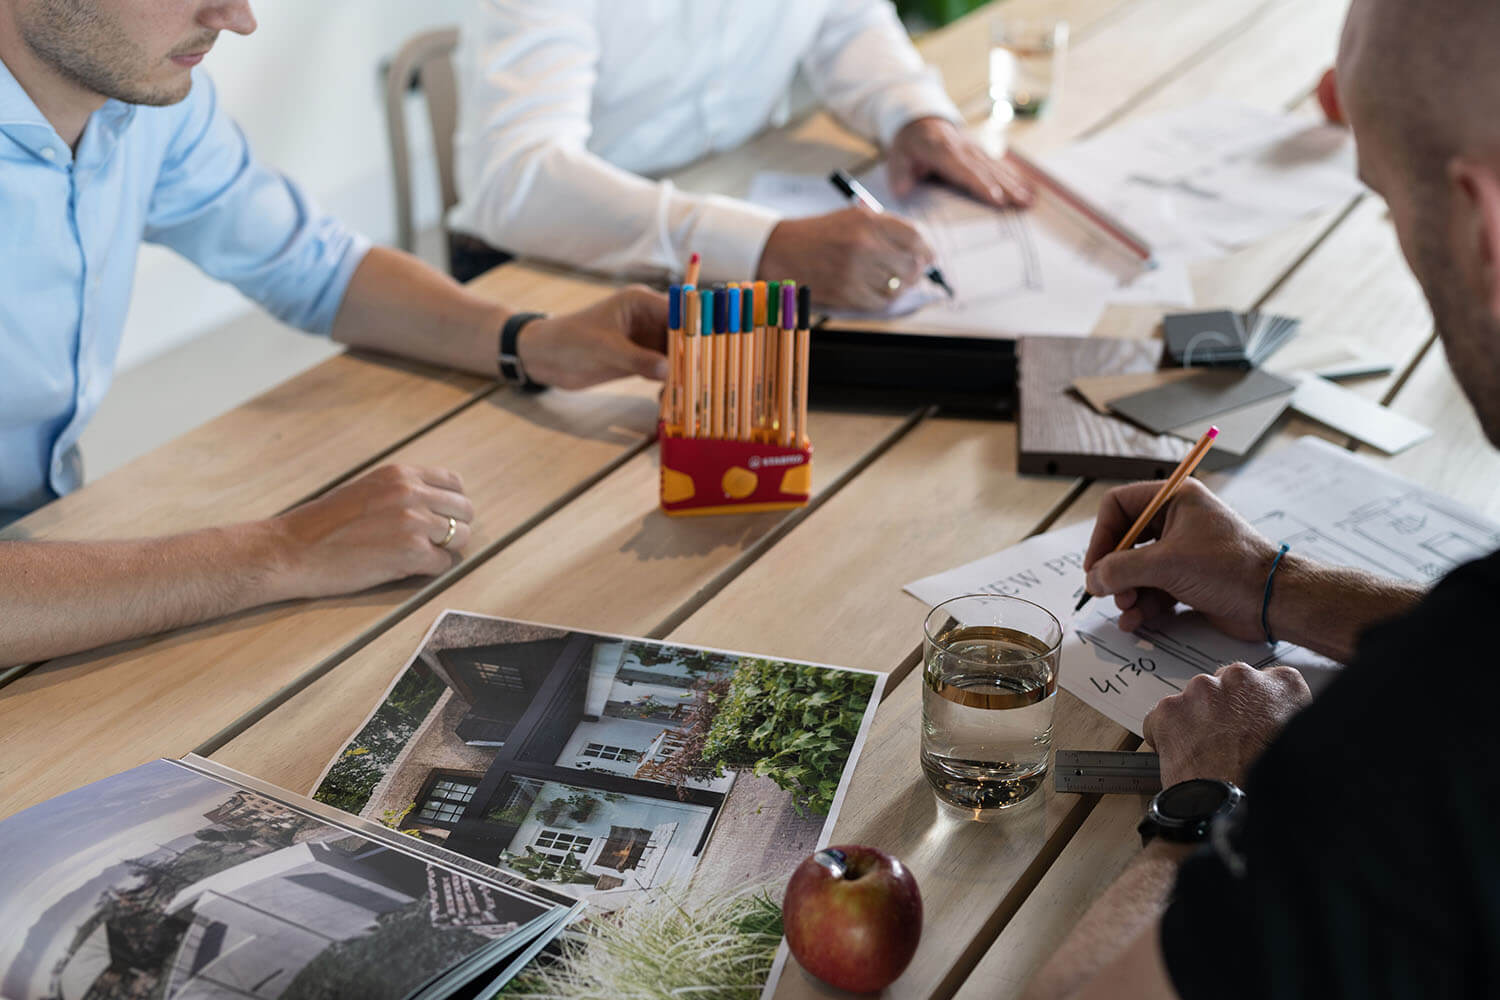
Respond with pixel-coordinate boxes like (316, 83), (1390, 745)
(20, 0), (194, 107)
(1411, 209), (1500, 448)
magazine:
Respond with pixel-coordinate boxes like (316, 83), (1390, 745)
(0, 613), (885, 1000)
(308, 611), (886, 999)
(0, 757), (579, 1000)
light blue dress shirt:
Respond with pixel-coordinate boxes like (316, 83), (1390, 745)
(0, 59), (370, 525)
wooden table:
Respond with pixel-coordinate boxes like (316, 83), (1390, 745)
(2, 0), (1488, 996)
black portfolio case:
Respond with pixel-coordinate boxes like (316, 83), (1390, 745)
(807, 326), (1018, 417)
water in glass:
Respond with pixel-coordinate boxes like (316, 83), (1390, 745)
(921, 624), (1058, 811)
(989, 21), (1067, 119)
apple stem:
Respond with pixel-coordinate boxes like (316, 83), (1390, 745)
(814, 848), (849, 879)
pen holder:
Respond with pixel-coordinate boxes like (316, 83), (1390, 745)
(659, 425), (812, 516)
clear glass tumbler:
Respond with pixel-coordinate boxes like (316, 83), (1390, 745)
(921, 594), (1063, 813)
(989, 17), (1069, 121)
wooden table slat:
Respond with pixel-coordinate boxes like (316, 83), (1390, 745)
(0, 354), (486, 544)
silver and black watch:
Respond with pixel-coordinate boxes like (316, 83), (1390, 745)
(1138, 778), (1245, 847)
(498, 311), (548, 392)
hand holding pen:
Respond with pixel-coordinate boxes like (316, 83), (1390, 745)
(758, 202), (936, 313)
(829, 170), (955, 299)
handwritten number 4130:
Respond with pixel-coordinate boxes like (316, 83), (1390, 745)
(1090, 657), (1156, 696)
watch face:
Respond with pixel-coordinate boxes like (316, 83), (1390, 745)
(1156, 779), (1232, 821)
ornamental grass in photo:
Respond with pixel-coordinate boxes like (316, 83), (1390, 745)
(498, 885), (784, 1000)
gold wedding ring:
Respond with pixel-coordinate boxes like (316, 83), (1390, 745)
(887, 276), (902, 292)
(436, 515), (457, 549)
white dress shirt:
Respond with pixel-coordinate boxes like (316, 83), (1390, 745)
(449, 0), (962, 284)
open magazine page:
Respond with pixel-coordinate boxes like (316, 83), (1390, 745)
(308, 610), (887, 999)
(0, 759), (573, 1000)
(184, 755), (577, 913)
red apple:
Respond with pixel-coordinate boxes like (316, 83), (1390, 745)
(1316, 68), (1344, 126)
(783, 845), (923, 994)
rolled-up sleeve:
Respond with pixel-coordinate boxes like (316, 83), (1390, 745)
(449, 0), (780, 283)
(800, 0), (962, 149)
(143, 72), (370, 335)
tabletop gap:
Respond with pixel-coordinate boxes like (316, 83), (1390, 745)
(274, 381), (506, 513)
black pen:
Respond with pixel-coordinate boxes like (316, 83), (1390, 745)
(828, 169), (955, 299)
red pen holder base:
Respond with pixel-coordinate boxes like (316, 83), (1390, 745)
(659, 424), (812, 516)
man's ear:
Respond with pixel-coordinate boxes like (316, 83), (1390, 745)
(1448, 158), (1500, 321)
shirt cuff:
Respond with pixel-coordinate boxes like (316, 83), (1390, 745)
(874, 79), (965, 150)
(689, 194), (783, 284)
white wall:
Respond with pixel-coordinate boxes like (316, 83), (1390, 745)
(115, 0), (470, 372)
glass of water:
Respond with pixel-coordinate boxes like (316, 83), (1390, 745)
(989, 16), (1069, 121)
(921, 594), (1062, 813)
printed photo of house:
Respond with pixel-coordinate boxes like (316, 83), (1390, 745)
(316, 613), (882, 908)
(348, 621), (736, 904)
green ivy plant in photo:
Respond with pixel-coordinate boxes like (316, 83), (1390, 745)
(655, 658), (877, 818)
(312, 666), (446, 814)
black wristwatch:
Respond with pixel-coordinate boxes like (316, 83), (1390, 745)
(498, 311), (548, 392)
(1138, 779), (1244, 846)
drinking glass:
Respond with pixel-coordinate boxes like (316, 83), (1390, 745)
(989, 17), (1069, 121)
(921, 594), (1063, 813)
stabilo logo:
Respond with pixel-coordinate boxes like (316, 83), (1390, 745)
(749, 454), (804, 469)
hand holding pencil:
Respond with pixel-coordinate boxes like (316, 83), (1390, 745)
(1080, 441), (1294, 641)
(1077, 427), (1218, 614)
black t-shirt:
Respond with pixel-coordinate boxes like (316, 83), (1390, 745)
(1161, 549), (1500, 1000)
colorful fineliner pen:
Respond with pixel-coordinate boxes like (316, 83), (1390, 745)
(778, 283), (796, 447)
(699, 290), (714, 439)
(752, 282), (768, 440)
(765, 281), (781, 441)
(740, 288), (755, 441)
(712, 287), (729, 439)
(664, 285), (682, 425)
(795, 285), (811, 448)
(683, 289), (700, 437)
(726, 287), (742, 442)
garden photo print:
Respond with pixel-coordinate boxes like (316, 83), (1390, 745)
(310, 611), (885, 998)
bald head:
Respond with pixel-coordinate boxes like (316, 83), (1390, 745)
(1338, 0), (1500, 447)
(1341, 0), (1500, 171)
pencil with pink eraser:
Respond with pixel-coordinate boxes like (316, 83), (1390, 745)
(1075, 425), (1219, 612)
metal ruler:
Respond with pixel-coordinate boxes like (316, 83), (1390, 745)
(1053, 749), (1162, 795)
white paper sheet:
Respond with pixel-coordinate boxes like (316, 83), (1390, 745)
(746, 169), (1188, 336)
(1043, 101), (1364, 261)
(905, 438), (1500, 736)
